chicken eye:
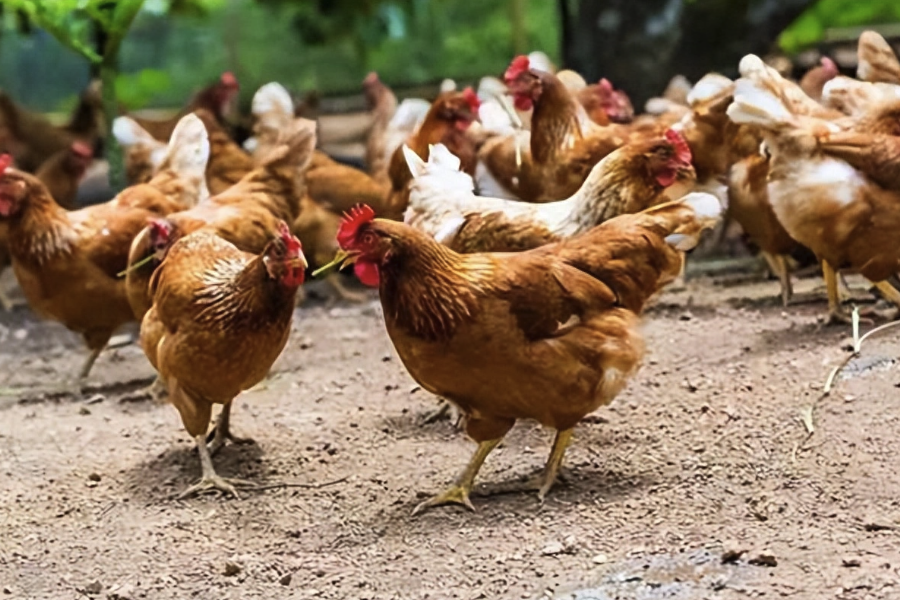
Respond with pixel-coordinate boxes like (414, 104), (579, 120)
(360, 231), (377, 246)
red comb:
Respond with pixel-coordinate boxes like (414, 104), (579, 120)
(665, 129), (692, 165)
(71, 141), (93, 158)
(598, 78), (614, 92)
(462, 87), (481, 112)
(337, 204), (376, 249)
(220, 71), (238, 88)
(0, 154), (12, 173)
(363, 72), (380, 86)
(820, 56), (837, 74)
(277, 220), (302, 254)
(504, 55), (531, 83)
(148, 218), (172, 240)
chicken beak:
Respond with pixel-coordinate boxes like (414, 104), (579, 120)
(311, 249), (358, 278)
(289, 252), (309, 270)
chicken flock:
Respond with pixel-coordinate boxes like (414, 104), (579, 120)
(1, 32), (899, 514)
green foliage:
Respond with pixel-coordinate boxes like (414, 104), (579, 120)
(780, 0), (900, 53)
(115, 67), (171, 108)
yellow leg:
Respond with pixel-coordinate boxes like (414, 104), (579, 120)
(823, 261), (851, 324)
(412, 438), (502, 516)
(537, 428), (574, 502)
(871, 279), (900, 307)
(78, 346), (104, 381)
(206, 402), (255, 455)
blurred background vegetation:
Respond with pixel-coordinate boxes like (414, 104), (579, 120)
(0, 0), (899, 113)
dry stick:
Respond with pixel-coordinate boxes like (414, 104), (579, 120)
(252, 476), (348, 492)
(794, 311), (900, 462)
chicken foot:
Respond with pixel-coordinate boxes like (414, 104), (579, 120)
(0, 287), (22, 312)
(762, 252), (793, 307)
(177, 434), (257, 500)
(205, 402), (255, 456)
(412, 438), (502, 516)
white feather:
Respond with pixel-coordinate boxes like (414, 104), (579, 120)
(252, 82), (293, 118)
(686, 73), (733, 107)
(727, 79), (793, 129)
(112, 117), (155, 148)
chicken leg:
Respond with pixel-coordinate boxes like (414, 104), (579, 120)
(823, 261), (852, 325)
(871, 279), (900, 307)
(536, 428), (574, 502)
(762, 252), (792, 307)
(78, 346), (104, 381)
(206, 402), (255, 456)
(177, 434), (257, 499)
(412, 438), (502, 516)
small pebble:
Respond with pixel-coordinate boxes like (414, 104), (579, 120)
(279, 573), (292, 586)
(84, 581), (102, 595)
(224, 561), (242, 577)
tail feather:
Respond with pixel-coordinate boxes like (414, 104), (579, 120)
(727, 78), (796, 130)
(155, 114), (210, 206)
(857, 30), (900, 84)
(686, 73), (733, 107)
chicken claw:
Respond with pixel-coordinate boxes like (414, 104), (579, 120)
(206, 403), (255, 456)
(178, 434), (257, 500)
(535, 428), (574, 503)
(412, 438), (502, 516)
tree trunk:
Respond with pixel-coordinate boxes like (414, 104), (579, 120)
(559, 0), (816, 106)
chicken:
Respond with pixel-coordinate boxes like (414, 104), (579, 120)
(728, 58), (900, 322)
(0, 81), (104, 172)
(192, 109), (255, 195)
(113, 116), (168, 185)
(857, 31), (900, 85)
(362, 72), (398, 181)
(140, 224), (306, 497)
(726, 151), (801, 305)
(125, 119), (315, 320)
(385, 88), (482, 218)
(723, 55), (851, 305)
(575, 79), (635, 126)
(403, 129), (697, 254)
(129, 72), (240, 141)
(34, 141), (94, 210)
(822, 76), (900, 118)
(0, 155), (156, 388)
(110, 114), (210, 215)
(477, 56), (667, 203)
(798, 57), (839, 102)
(248, 82), (391, 218)
(116, 108), (251, 195)
(319, 194), (720, 513)
(0, 142), (94, 311)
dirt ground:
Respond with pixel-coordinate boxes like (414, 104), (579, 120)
(1, 269), (899, 600)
